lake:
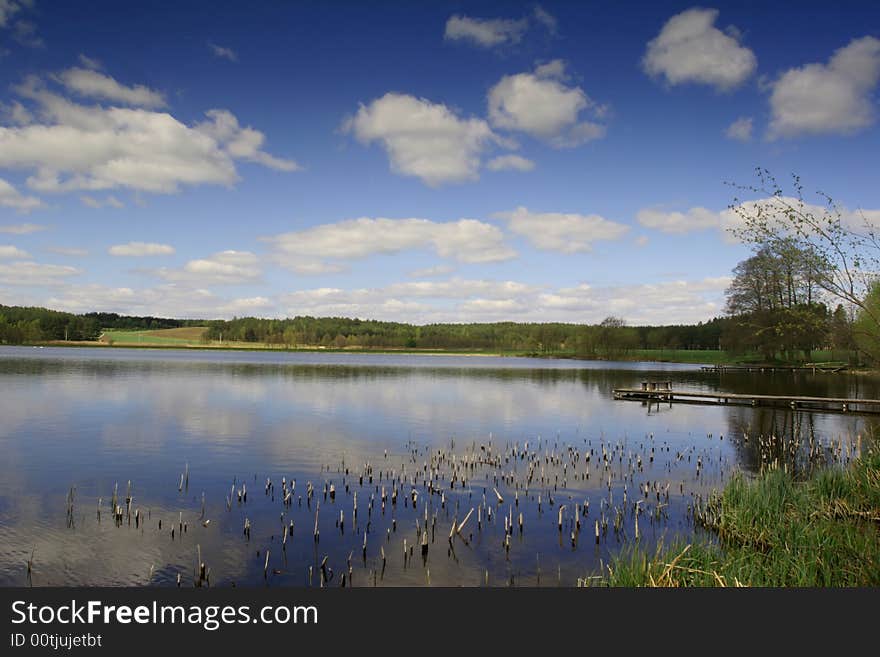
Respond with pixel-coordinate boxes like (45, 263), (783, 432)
(0, 346), (875, 587)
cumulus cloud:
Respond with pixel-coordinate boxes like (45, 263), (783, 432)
(0, 0), (22, 28)
(537, 277), (731, 324)
(343, 93), (503, 186)
(80, 195), (123, 209)
(638, 196), (880, 239)
(108, 241), (175, 257)
(77, 53), (102, 70)
(725, 116), (753, 141)
(280, 279), (536, 322)
(0, 260), (79, 286)
(55, 67), (167, 108)
(767, 36), (880, 138)
(486, 154), (535, 172)
(157, 250), (261, 286)
(0, 177), (44, 212)
(47, 246), (88, 257)
(643, 8), (757, 91)
(0, 222), (45, 234)
(386, 278), (536, 299)
(209, 42), (238, 62)
(196, 109), (300, 171)
(44, 283), (273, 319)
(532, 5), (558, 35)
(487, 61), (607, 147)
(11, 18), (42, 47)
(0, 100), (33, 125)
(493, 206), (629, 253)
(637, 206), (723, 234)
(0, 244), (30, 258)
(265, 216), (517, 272)
(444, 14), (528, 48)
(0, 72), (299, 195)
(278, 275), (731, 324)
(24, 268), (734, 325)
(444, 6), (557, 48)
(408, 265), (455, 278)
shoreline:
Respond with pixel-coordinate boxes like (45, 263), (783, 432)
(7, 340), (712, 364)
(8, 340), (855, 369)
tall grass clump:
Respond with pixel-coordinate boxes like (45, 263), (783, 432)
(602, 449), (880, 586)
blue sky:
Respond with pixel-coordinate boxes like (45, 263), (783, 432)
(0, 0), (878, 324)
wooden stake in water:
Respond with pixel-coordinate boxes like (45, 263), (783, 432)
(313, 502), (320, 542)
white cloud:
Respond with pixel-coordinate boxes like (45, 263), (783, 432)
(108, 241), (175, 257)
(0, 74), (298, 195)
(56, 67), (167, 108)
(0, 100), (32, 125)
(80, 194), (123, 208)
(0, 222), (45, 234)
(47, 246), (88, 257)
(487, 61), (607, 147)
(637, 206), (722, 234)
(643, 8), (757, 91)
(725, 116), (753, 141)
(265, 216), (516, 270)
(386, 278), (537, 299)
(284, 260), (347, 276)
(43, 283), (273, 319)
(443, 7), (557, 48)
(0, 244), (30, 258)
(157, 250), (261, 285)
(24, 269), (734, 325)
(196, 109), (300, 171)
(537, 277), (731, 324)
(280, 279), (537, 322)
(487, 154), (535, 172)
(209, 42), (238, 62)
(0, 260), (79, 286)
(408, 265), (454, 278)
(532, 6), (558, 35)
(0, 177), (44, 212)
(77, 54), (102, 70)
(12, 19), (42, 48)
(218, 296), (272, 314)
(494, 206), (629, 253)
(0, 0), (22, 28)
(767, 36), (880, 138)
(278, 275), (731, 324)
(459, 298), (529, 316)
(343, 93), (501, 186)
(444, 14), (528, 48)
(638, 196), (880, 240)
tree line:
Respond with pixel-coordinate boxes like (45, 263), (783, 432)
(199, 315), (728, 356)
(2, 169), (875, 364)
(0, 302), (730, 356)
(0, 306), (200, 344)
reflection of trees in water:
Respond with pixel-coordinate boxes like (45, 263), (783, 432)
(723, 406), (874, 476)
(0, 356), (700, 392)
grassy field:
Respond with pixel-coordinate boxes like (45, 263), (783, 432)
(599, 449), (880, 586)
(102, 327), (208, 345)
(629, 349), (728, 364)
(61, 335), (854, 366)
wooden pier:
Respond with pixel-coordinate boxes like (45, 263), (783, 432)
(613, 385), (880, 414)
(699, 364), (848, 373)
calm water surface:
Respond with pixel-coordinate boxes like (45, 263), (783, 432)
(1, 346), (876, 586)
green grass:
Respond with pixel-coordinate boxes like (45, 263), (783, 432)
(629, 349), (730, 364)
(599, 450), (880, 586)
(102, 328), (206, 345)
